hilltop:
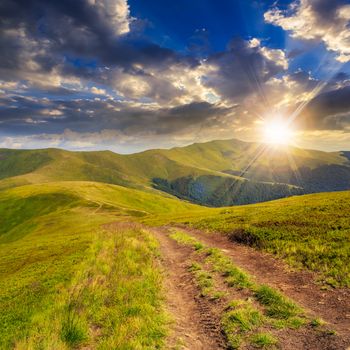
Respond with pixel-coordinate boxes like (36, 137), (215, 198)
(1, 138), (349, 206)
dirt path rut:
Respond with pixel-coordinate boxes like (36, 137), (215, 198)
(153, 229), (227, 350)
(175, 225), (350, 343)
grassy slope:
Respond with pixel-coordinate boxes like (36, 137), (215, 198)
(14, 224), (167, 350)
(1, 140), (349, 208)
(146, 191), (350, 287)
(0, 142), (349, 346)
(0, 181), (198, 348)
(1, 139), (348, 190)
(0, 147), (222, 191)
(149, 139), (348, 174)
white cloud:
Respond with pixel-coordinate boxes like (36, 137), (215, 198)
(265, 0), (350, 62)
(91, 86), (107, 95)
(89, 0), (132, 35)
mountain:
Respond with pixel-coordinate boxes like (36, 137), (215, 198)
(0, 139), (349, 206)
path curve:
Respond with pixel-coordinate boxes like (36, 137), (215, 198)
(174, 225), (350, 343)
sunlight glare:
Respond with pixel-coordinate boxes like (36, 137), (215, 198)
(263, 120), (294, 145)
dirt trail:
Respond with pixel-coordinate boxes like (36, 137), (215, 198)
(153, 229), (226, 350)
(174, 225), (350, 342)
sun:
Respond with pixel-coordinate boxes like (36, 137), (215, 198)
(262, 120), (294, 145)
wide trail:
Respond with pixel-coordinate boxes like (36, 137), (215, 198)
(153, 225), (350, 349)
(175, 225), (350, 339)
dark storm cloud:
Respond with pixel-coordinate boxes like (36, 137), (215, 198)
(150, 101), (232, 134)
(0, 95), (232, 136)
(302, 85), (350, 130)
(0, 0), (192, 84)
(309, 0), (348, 21)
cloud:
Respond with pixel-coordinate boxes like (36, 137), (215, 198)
(89, 0), (132, 35)
(0, 0), (182, 88)
(301, 85), (350, 130)
(0, 0), (349, 151)
(108, 62), (216, 106)
(0, 95), (234, 137)
(298, 129), (350, 151)
(91, 86), (107, 95)
(202, 38), (288, 104)
(265, 0), (350, 62)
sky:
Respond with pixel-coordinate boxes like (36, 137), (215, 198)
(0, 0), (350, 153)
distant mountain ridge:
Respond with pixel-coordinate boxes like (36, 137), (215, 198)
(0, 139), (349, 206)
(341, 151), (350, 161)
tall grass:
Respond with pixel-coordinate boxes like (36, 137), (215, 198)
(0, 183), (171, 349)
(14, 224), (167, 349)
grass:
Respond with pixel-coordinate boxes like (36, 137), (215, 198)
(221, 300), (265, 349)
(0, 208), (100, 349)
(223, 300), (264, 332)
(250, 332), (277, 348)
(254, 285), (300, 320)
(169, 231), (204, 249)
(0, 182), (178, 349)
(80, 224), (167, 349)
(151, 191), (350, 287)
(189, 262), (225, 299)
(310, 318), (325, 327)
(205, 247), (253, 289)
(189, 263), (214, 296)
(60, 300), (88, 347)
(14, 224), (167, 349)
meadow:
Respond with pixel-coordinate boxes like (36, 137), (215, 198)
(0, 169), (349, 348)
(148, 191), (350, 287)
(0, 181), (195, 348)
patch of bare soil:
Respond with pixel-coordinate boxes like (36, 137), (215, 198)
(153, 228), (227, 350)
(174, 225), (350, 347)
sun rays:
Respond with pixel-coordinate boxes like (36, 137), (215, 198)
(262, 120), (295, 145)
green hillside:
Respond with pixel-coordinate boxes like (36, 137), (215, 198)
(0, 181), (198, 348)
(0, 175), (349, 347)
(1, 139), (349, 206)
(148, 191), (350, 287)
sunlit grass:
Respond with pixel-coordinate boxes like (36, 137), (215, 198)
(250, 332), (278, 348)
(151, 191), (350, 287)
(0, 183), (172, 349)
(254, 285), (300, 320)
(13, 224), (167, 349)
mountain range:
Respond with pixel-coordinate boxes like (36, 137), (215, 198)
(1, 138), (349, 206)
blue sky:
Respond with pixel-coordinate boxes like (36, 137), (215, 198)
(0, 0), (349, 152)
(128, 0), (287, 52)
